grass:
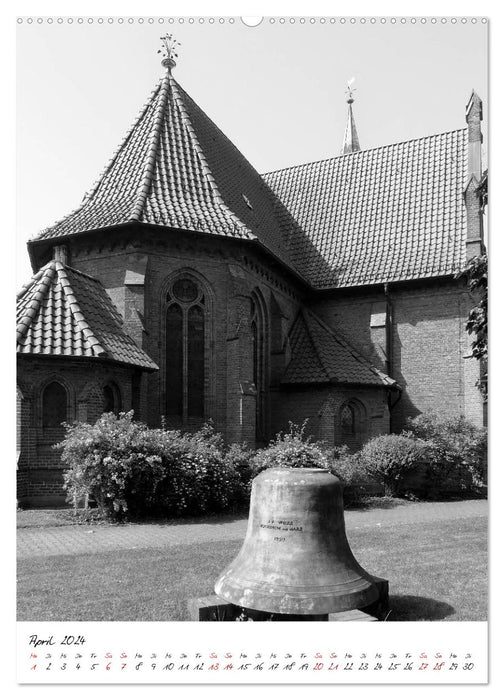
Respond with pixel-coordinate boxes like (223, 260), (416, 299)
(16, 508), (105, 529)
(17, 513), (487, 622)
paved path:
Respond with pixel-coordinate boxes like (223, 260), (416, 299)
(17, 499), (487, 559)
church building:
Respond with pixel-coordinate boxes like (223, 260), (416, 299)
(16, 37), (486, 506)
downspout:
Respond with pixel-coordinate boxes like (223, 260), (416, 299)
(384, 283), (402, 427)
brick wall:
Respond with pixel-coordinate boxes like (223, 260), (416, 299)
(72, 232), (304, 445)
(61, 231), (483, 452)
(311, 279), (484, 432)
(271, 385), (390, 447)
(17, 357), (138, 506)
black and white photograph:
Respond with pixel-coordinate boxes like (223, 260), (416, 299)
(13, 9), (489, 686)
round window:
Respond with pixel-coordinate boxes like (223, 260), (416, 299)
(173, 278), (198, 303)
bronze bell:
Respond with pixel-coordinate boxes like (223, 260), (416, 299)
(215, 468), (379, 615)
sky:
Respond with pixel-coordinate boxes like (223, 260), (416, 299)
(16, 16), (488, 286)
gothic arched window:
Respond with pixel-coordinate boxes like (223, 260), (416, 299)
(341, 404), (355, 436)
(336, 399), (367, 453)
(165, 277), (205, 421)
(251, 292), (268, 443)
(42, 381), (67, 428)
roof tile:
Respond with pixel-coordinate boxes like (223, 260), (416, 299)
(264, 129), (467, 288)
(31, 74), (294, 269)
(282, 309), (398, 388)
(28, 70), (468, 291)
(16, 261), (158, 371)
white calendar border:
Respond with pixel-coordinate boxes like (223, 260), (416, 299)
(4, 0), (501, 695)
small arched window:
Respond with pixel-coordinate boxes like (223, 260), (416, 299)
(103, 383), (122, 415)
(42, 381), (67, 428)
(165, 277), (205, 421)
(341, 403), (355, 432)
(336, 399), (367, 453)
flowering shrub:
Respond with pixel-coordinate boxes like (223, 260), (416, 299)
(329, 445), (383, 504)
(150, 426), (243, 517)
(356, 434), (430, 497)
(403, 413), (487, 497)
(223, 442), (256, 503)
(58, 413), (247, 520)
(251, 422), (331, 476)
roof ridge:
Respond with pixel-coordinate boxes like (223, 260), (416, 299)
(300, 309), (331, 381)
(262, 127), (468, 178)
(63, 264), (125, 328)
(170, 78), (251, 236)
(33, 84), (163, 241)
(59, 263), (104, 284)
(54, 261), (107, 357)
(129, 75), (171, 222)
(16, 261), (57, 342)
(84, 83), (163, 206)
(16, 260), (55, 302)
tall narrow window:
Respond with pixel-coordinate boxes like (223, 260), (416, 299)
(42, 382), (67, 428)
(103, 383), (122, 415)
(165, 277), (205, 421)
(251, 293), (267, 443)
(166, 304), (183, 416)
(340, 404), (355, 440)
(187, 305), (204, 417)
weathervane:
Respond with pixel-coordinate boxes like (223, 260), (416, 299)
(158, 33), (181, 70)
(345, 77), (356, 103)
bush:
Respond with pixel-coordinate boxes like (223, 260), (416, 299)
(330, 446), (383, 505)
(224, 442), (256, 505)
(58, 413), (248, 520)
(250, 422), (331, 476)
(356, 434), (430, 497)
(403, 413), (487, 498)
(58, 412), (165, 517)
(149, 425), (243, 517)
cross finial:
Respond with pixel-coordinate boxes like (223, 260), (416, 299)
(345, 77), (356, 104)
(158, 33), (181, 71)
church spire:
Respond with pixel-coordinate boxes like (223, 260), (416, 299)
(341, 79), (361, 155)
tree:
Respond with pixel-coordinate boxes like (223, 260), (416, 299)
(464, 252), (487, 399)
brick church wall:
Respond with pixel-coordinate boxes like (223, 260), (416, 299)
(17, 357), (136, 507)
(55, 232), (483, 463)
(71, 232), (304, 446)
(271, 385), (390, 448)
(310, 278), (484, 432)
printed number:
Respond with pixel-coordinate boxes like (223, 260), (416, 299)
(463, 663), (474, 670)
(61, 636), (86, 645)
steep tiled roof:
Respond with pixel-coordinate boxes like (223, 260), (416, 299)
(282, 309), (398, 387)
(264, 129), (467, 288)
(32, 71), (293, 268)
(30, 63), (468, 291)
(16, 261), (158, 370)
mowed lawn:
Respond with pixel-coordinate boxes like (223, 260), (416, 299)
(17, 514), (487, 622)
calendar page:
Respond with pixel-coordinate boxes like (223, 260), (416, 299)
(12, 2), (492, 691)
(17, 621), (487, 683)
